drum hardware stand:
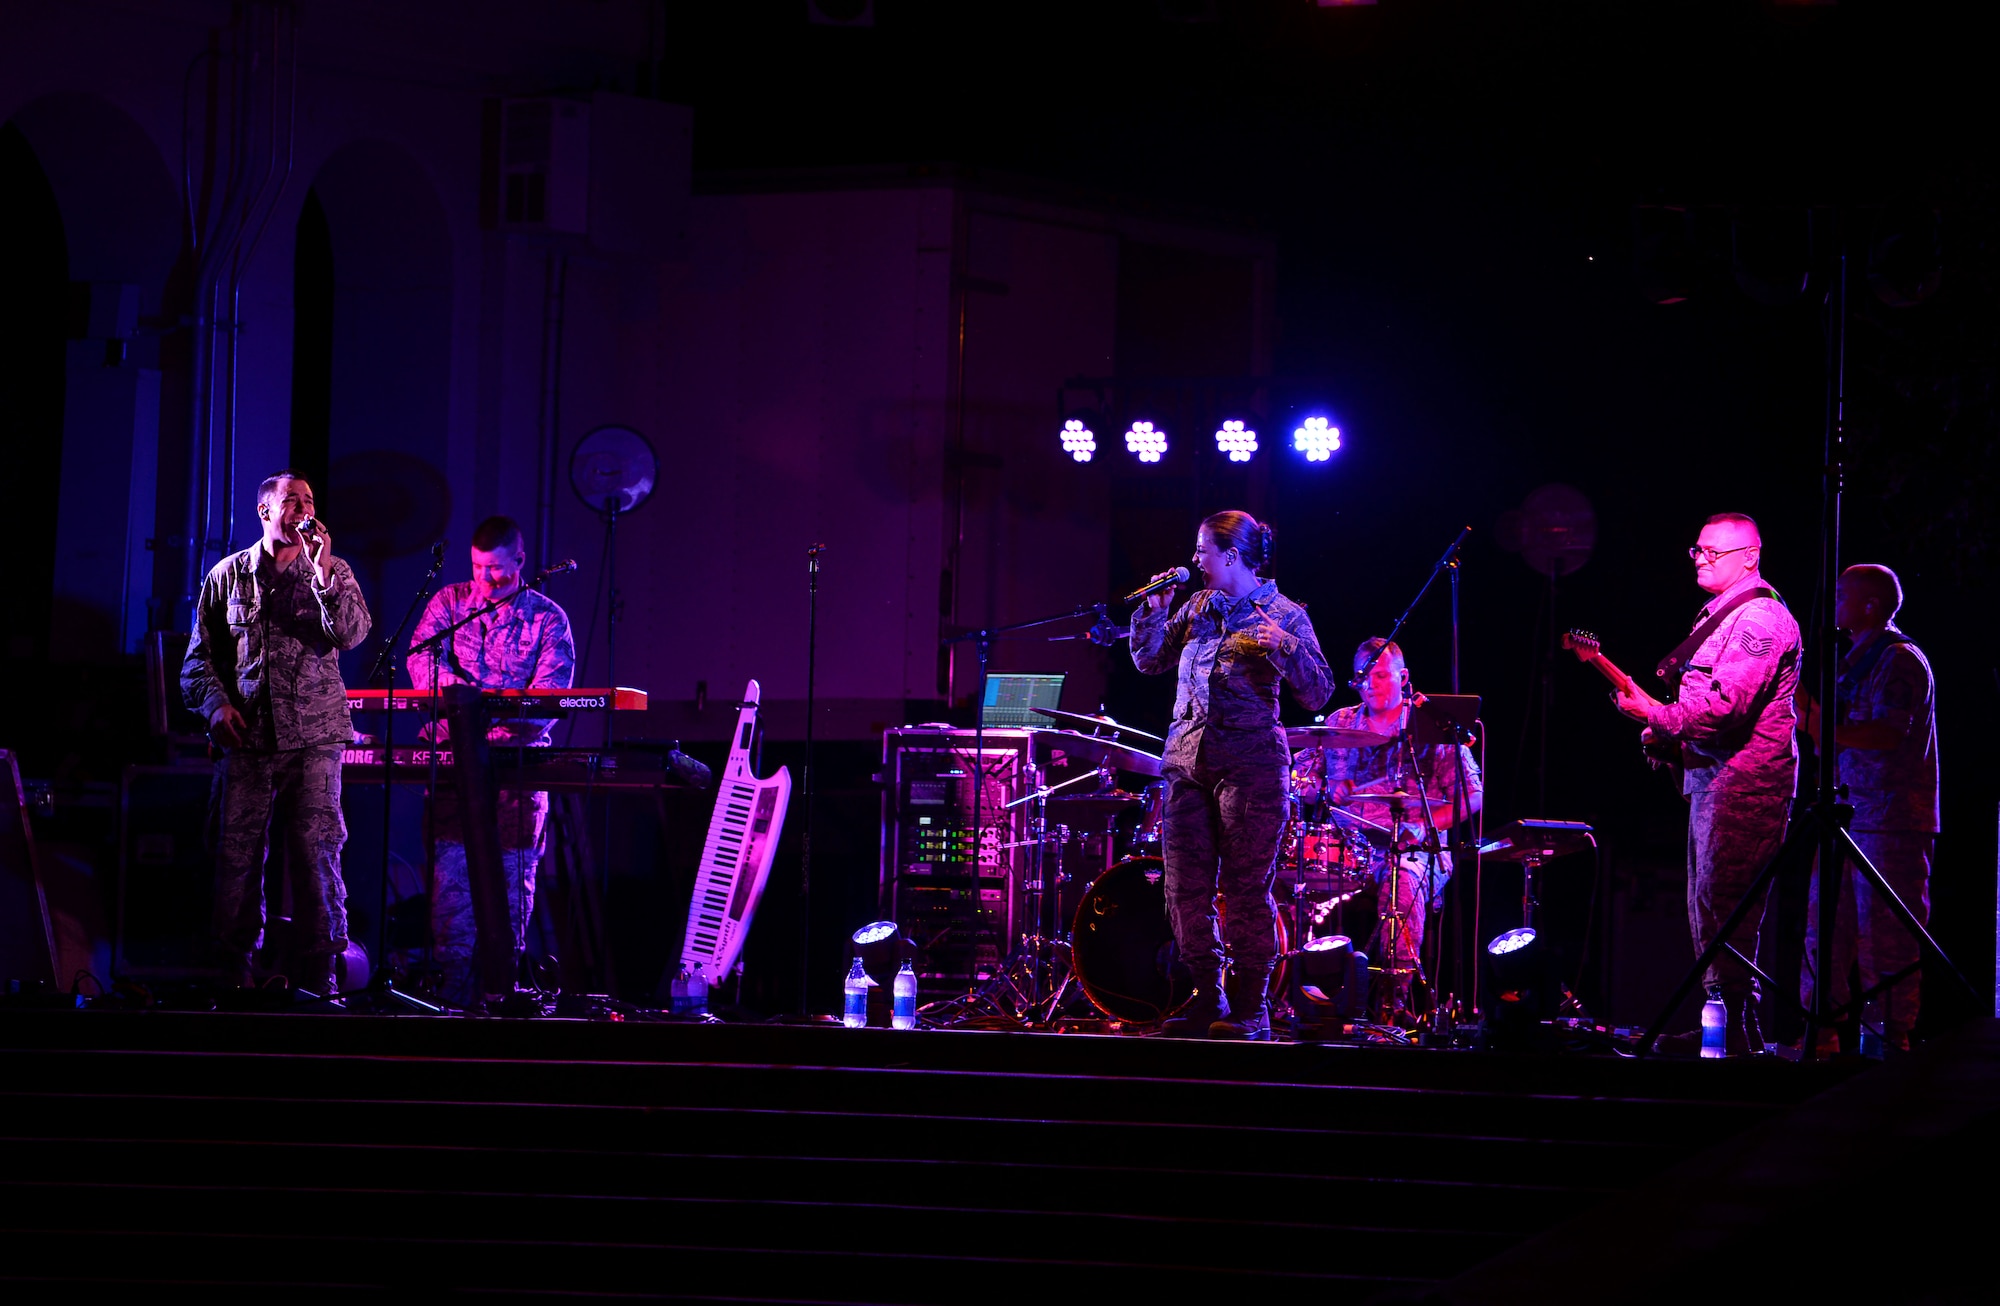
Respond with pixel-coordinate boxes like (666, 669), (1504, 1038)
(942, 600), (1114, 994)
(1281, 794), (1330, 1040)
(1373, 682), (1447, 1027)
(956, 763), (1117, 1027)
(1476, 820), (1599, 1033)
(1374, 526), (1476, 1011)
(1291, 799), (1393, 1040)
(935, 599), (1131, 1017)
(1519, 853), (1546, 928)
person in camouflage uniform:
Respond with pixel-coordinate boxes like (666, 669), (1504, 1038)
(1131, 510), (1333, 1039)
(406, 516), (576, 1007)
(1799, 564), (1937, 1051)
(182, 471), (372, 990)
(1616, 512), (1800, 1055)
(1307, 637), (1482, 1022)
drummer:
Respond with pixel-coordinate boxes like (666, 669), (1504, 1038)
(1304, 637), (1482, 1023)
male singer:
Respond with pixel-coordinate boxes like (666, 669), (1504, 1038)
(407, 516), (575, 1008)
(183, 470), (372, 992)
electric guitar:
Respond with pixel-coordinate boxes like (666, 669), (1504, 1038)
(1561, 629), (1683, 777)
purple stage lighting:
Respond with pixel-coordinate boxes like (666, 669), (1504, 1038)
(1060, 418), (1097, 463)
(1124, 421), (1168, 463)
(1214, 420), (1258, 463)
(1293, 417), (1341, 462)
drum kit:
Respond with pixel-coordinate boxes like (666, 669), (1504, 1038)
(949, 707), (1441, 1035)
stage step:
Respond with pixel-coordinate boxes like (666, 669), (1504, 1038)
(0, 1010), (1856, 1298)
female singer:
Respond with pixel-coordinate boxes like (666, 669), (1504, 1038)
(1130, 510), (1332, 1038)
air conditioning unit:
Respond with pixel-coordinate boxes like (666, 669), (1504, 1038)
(499, 98), (589, 234)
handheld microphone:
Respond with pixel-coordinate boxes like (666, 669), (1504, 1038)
(536, 558), (579, 582)
(298, 516), (322, 539)
(1122, 566), (1190, 606)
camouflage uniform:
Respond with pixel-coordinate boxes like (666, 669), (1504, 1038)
(182, 544), (372, 966)
(1643, 574), (1801, 1003)
(1310, 704), (1482, 981)
(407, 581), (575, 1005)
(1131, 581), (1333, 1003)
(1802, 628), (1937, 1045)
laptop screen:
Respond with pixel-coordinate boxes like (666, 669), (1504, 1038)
(980, 673), (1066, 728)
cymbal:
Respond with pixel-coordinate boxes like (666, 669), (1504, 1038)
(1029, 729), (1164, 778)
(1286, 725), (1396, 750)
(1031, 707), (1165, 745)
(1335, 790), (1413, 805)
(1323, 805), (1395, 836)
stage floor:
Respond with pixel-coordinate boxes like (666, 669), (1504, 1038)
(10, 1007), (1984, 1301)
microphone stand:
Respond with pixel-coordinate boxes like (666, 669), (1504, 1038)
(1377, 525), (1471, 1020)
(1383, 525), (1471, 654)
(940, 599), (1111, 997)
(401, 573), (552, 1007)
(406, 585), (536, 662)
(800, 543), (824, 1015)
(362, 540), (445, 1010)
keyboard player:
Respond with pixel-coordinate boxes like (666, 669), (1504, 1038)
(407, 516), (577, 1007)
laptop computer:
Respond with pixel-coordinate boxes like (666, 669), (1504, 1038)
(980, 673), (1066, 729)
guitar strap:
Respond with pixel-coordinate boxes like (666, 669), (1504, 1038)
(1654, 585), (1781, 699)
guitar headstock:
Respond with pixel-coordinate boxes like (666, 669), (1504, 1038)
(1561, 628), (1601, 659)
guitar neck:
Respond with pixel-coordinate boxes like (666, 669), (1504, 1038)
(1576, 650), (1637, 694)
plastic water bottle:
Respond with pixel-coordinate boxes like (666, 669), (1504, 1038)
(1700, 995), (1727, 1059)
(669, 967), (692, 1016)
(843, 958), (873, 1028)
(1860, 995), (1886, 1059)
(685, 968), (709, 1017)
(892, 960), (918, 1030)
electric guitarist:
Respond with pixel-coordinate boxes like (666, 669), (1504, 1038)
(1603, 513), (1801, 1056)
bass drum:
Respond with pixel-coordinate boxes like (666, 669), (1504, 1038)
(1071, 856), (1291, 1024)
(1072, 856), (1184, 1023)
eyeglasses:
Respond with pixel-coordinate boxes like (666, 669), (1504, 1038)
(1688, 544), (1754, 564)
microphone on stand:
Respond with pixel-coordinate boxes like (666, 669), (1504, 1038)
(536, 558), (579, 583)
(1122, 566), (1190, 606)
